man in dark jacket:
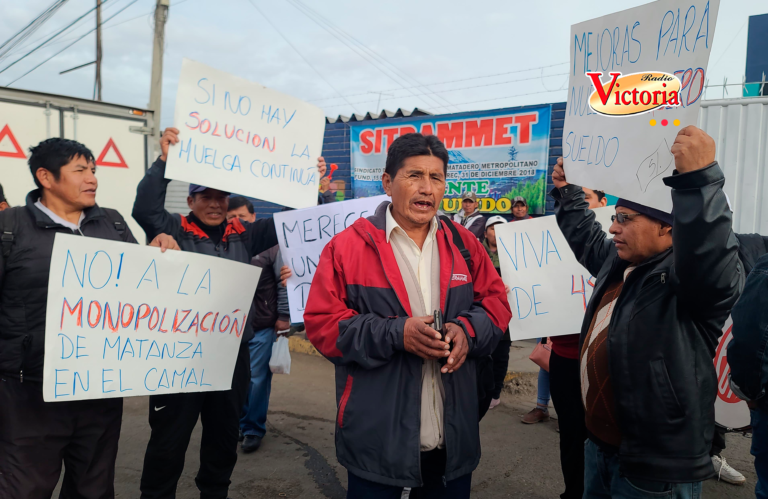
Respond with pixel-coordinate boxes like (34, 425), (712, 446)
(551, 125), (741, 497)
(304, 133), (511, 498)
(227, 196), (291, 454)
(132, 127), (305, 499)
(0, 138), (174, 499)
(728, 236), (768, 498)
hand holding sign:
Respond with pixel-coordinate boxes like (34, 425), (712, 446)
(148, 233), (180, 253)
(552, 157), (568, 189)
(159, 128), (180, 162)
(671, 126), (716, 174)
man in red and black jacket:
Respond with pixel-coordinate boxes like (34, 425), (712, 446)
(304, 133), (511, 498)
(132, 128), (324, 499)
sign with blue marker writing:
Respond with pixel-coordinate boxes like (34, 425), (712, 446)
(495, 208), (613, 341)
(165, 58), (326, 209)
(274, 195), (390, 323)
(42, 233), (260, 402)
(563, 0), (720, 213)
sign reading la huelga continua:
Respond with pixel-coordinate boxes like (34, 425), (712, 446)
(349, 106), (552, 215)
(43, 234), (260, 402)
(165, 58), (326, 210)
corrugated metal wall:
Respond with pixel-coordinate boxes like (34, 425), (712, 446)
(698, 97), (768, 234)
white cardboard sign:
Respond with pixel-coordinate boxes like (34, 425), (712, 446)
(274, 195), (390, 323)
(496, 208), (613, 341)
(166, 58), (326, 209)
(43, 234), (260, 401)
(563, 0), (720, 212)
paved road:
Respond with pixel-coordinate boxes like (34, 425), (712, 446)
(106, 352), (756, 498)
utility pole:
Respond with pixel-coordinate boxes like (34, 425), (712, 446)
(94, 0), (102, 101)
(149, 0), (170, 157)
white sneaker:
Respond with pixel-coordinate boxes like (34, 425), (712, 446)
(712, 455), (746, 485)
(489, 398), (501, 410)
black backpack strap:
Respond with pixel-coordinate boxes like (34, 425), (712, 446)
(439, 215), (472, 271)
(0, 207), (20, 260)
(102, 208), (129, 242)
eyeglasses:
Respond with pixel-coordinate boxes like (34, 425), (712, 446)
(611, 213), (642, 224)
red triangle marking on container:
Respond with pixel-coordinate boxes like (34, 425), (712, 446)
(96, 138), (128, 168)
(0, 124), (26, 159)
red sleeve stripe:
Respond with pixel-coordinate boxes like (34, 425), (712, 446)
(457, 316), (476, 338)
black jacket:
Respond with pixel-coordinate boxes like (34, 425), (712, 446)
(0, 192), (137, 382)
(728, 236), (768, 413)
(132, 158), (278, 343)
(250, 245), (290, 331)
(553, 162), (742, 483)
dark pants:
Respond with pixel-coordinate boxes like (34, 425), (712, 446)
(0, 376), (123, 499)
(346, 449), (472, 499)
(479, 334), (511, 420)
(710, 425), (726, 456)
(548, 351), (586, 499)
(140, 344), (250, 499)
(752, 409), (768, 499)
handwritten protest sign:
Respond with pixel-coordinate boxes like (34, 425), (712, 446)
(496, 208), (613, 341)
(43, 234), (260, 402)
(563, 0), (720, 212)
(274, 195), (390, 323)
(165, 59), (326, 209)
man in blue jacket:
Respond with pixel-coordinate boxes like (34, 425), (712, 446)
(729, 240), (768, 498)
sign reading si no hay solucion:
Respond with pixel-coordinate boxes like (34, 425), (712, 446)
(165, 58), (326, 210)
(43, 234), (260, 402)
(349, 106), (551, 215)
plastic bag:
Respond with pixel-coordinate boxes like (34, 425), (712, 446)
(269, 335), (291, 374)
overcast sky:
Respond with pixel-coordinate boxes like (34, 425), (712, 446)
(1, 0), (764, 128)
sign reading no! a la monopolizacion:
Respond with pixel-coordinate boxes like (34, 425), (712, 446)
(165, 58), (326, 210)
(43, 234), (260, 402)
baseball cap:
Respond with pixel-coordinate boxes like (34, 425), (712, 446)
(189, 184), (230, 196)
(461, 191), (478, 202)
(512, 196), (527, 206)
(485, 215), (507, 229)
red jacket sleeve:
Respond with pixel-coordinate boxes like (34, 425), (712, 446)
(304, 237), (407, 369)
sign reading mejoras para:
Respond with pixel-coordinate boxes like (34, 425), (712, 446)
(43, 234), (260, 402)
(350, 106), (551, 214)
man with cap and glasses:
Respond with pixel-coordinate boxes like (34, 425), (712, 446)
(551, 125), (741, 497)
(132, 127), (325, 499)
(511, 196), (532, 221)
(453, 191), (485, 241)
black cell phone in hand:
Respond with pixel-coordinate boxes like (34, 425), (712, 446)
(433, 310), (450, 365)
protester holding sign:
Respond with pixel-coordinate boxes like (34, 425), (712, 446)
(132, 128), (321, 499)
(551, 125), (741, 497)
(303, 133), (511, 498)
(0, 138), (177, 499)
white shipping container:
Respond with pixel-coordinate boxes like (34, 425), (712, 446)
(699, 97), (768, 235)
(0, 87), (155, 242)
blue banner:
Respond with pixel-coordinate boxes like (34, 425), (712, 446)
(349, 105), (552, 214)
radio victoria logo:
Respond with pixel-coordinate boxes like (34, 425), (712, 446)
(586, 71), (682, 117)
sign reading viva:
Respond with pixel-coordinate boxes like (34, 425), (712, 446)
(563, 0), (720, 213)
(166, 59), (326, 210)
(43, 234), (260, 402)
